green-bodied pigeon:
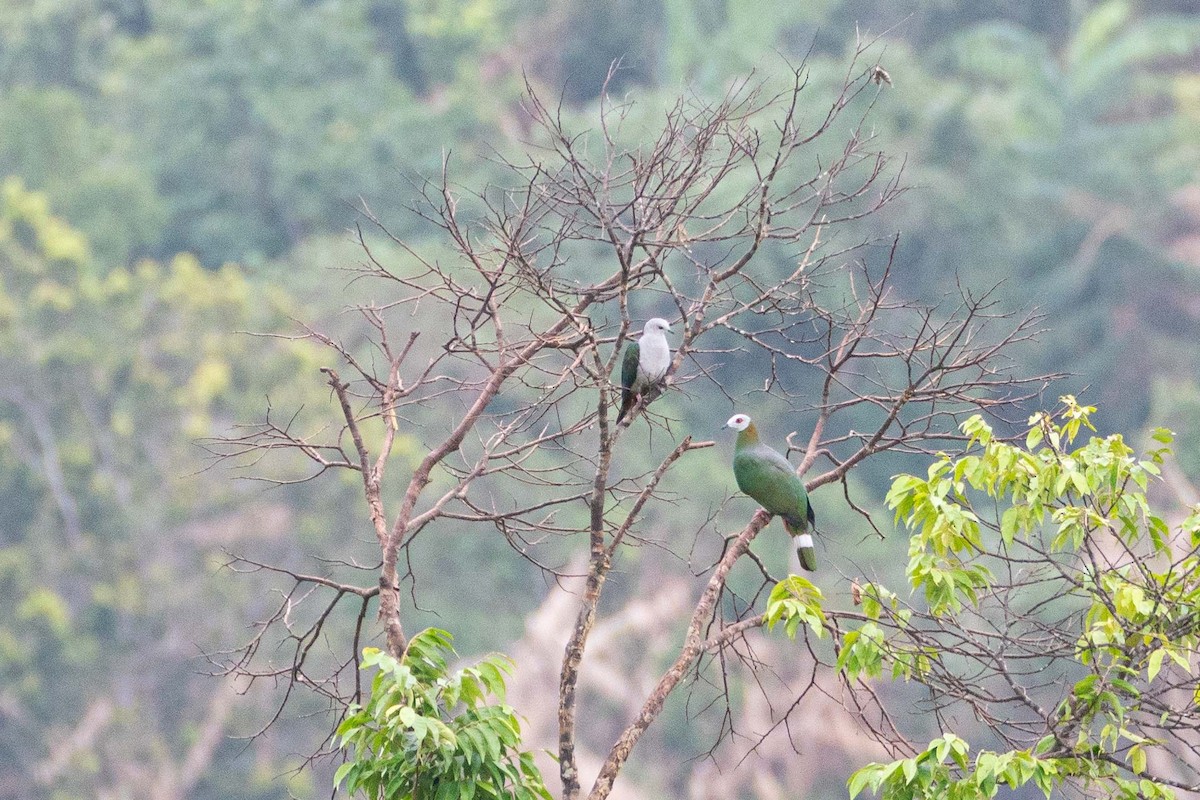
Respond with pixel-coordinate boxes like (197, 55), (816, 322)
(725, 413), (818, 571)
(616, 318), (672, 424)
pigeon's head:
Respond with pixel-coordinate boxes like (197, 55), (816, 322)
(725, 413), (752, 431)
(644, 318), (672, 336)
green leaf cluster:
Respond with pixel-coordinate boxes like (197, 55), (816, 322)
(835, 584), (931, 682)
(851, 397), (1200, 798)
(334, 629), (551, 800)
(765, 575), (827, 640)
(887, 396), (1172, 614)
(849, 731), (1177, 800)
(850, 733), (1084, 800)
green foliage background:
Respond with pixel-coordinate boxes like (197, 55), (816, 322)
(1, 0), (1198, 798)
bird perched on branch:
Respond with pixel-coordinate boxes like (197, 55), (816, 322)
(616, 318), (672, 424)
(725, 413), (818, 571)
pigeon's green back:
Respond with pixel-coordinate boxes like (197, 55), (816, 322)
(733, 445), (809, 524)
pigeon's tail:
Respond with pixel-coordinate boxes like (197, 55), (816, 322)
(795, 538), (817, 571)
(783, 518), (817, 572)
(616, 389), (634, 424)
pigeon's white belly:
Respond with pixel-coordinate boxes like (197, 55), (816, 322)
(639, 337), (670, 383)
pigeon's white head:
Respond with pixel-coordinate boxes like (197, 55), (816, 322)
(725, 413), (752, 431)
(644, 318), (671, 336)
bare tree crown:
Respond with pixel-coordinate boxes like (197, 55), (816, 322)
(213, 48), (1049, 800)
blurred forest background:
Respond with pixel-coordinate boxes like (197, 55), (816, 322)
(2, 0), (1200, 798)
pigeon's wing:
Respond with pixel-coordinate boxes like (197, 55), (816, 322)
(733, 446), (807, 520)
(620, 342), (640, 391)
(616, 342), (640, 423)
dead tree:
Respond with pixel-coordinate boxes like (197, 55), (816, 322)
(211, 42), (1050, 800)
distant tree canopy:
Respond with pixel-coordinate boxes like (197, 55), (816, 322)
(0, 0), (1194, 265)
(0, 178), (339, 798)
(1, 0), (1196, 434)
